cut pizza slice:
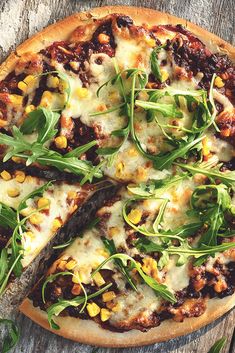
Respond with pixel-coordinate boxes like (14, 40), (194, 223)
(0, 167), (117, 317)
(20, 170), (235, 347)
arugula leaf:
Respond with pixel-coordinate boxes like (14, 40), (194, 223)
(191, 184), (231, 246)
(0, 203), (17, 230)
(175, 162), (235, 188)
(135, 100), (183, 118)
(0, 319), (20, 353)
(0, 249), (8, 285)
(18, 180), (53, 212)
(64, 140), (97, 158)
(21, 108), (60, 144)
(127, 174), (188, 197)
(102, 237), (137, 291)
(208, 337), (227, 353)
(150, 45), (164, 82)
(136, 238), (235, 266)
(92, 253), (176, 303)
(47, 283), (112, 330)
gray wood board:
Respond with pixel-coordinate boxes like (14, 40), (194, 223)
(0, 0), (234, 352)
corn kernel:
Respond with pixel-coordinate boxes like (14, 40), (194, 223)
(128, 147), (138, 157)
(24, 75), (35, 85)
(93, 272), (105, 287)
(142, 257), (159, 281)
(7, 188), (20, 198)
(10, 94), (23, 106)
(37, 197), (50, 210)
(87, 302), (101, 317)
(25, 105), (35, 114)
(75, 87), (89, 99)
(40, 91), (53, 107)
(15, 170), (25, 183)
(98, 33), (110, 44)
(214, 76), (224, 88)
(145, 37), (156, 47)
(96, 248), (109, 258)
(0, 119), (8, 128)
(55, 135), (67, 149)
(47, 75), (60, 88)
(111, 303), (120, 313)
(70, 61), (80, 71)
(115, 162), (124, 178)
(18, 81), (27, 92)
(71, 283), (81, 295)
(51, 218), (62, 232)
(20, 207), (35, 217)
(102, 291), (116, 302)
(160, 69), (169, 82)
(65, 260), (77, 270)
(108, 227), (119, 238)
(29, 213), (43, 225)
(1, 170), (11, 181)
(127, 209), (142, 225)
(67, 191), (77, 199)
(12, 156), (23, 164)
(202, 137), (211, 157)
(57, 260), (67, 271)
(72, 270), (80, 284)
(100, 308), (111, 322)
(25, 175), (33, 183)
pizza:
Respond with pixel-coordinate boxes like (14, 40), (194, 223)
(0, 5), (234, 348)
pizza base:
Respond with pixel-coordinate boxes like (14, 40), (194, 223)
(20, 294), (235, 347)
(1, 5), (234, 347)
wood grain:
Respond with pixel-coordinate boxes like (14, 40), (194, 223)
(0, 0), (234, 352)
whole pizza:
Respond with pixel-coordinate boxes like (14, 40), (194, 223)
(0, 6), (234, 348)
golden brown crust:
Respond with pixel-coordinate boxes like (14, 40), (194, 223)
(2, 5), (235, 346)
(0, 6), (235, 81)
(20, 294), (235, 347)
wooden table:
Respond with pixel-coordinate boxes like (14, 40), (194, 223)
(0, 0), (234, 352)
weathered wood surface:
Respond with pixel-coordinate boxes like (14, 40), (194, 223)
(0, 0), (234, 352)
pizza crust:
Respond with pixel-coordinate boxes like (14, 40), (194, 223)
(20, 294), (235, 347)
(0, 6), (234, 81)
(1, 5), (235, 347)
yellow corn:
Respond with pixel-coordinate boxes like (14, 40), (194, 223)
(37, 197), (50, 210)
(145, 37), (156, 47)
(1, 170), (11, 181)
(25, 105), (35, 114)
(115, 162), (124, 178)
(98, 33), (110, 44)
(12, 156), (23, 164)
(75, 87), (89, 99)
(7, 188), (20, 198)
(15, 170), (26, 183)
(127, 209), (142, 224)
(10, 94), (23, 106)
(47, 75), (60, 88)
(108, 227), (119, 238)
(102, 291), (116, 303)
(87, 302), (101, 317)
(18, 75), (35, 93)
(54, 136), (67, 149)
(65, 260), (77, 270)
(70, 61), (80, 71)
(25, 231), (35, 239)
(29, 213), (43, 225)
(142, 257), (159, 280)
(214, 76), (224, 88)
(202, 137), (211, 157)
(51, 218), (62, 232)
(0, 119), (8, 128)
(111, 303), (120, 313)
(57, 260), (67, 271)
(160, 69), (169, 82)
(40, 91), (53, 107)
(128, 147), (138, 157)
(100, 308), (111, 322)
(67, 191), (77, 199)
(93, 272), (105, 287)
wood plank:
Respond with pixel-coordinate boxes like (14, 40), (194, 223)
(0, 0), (234, 352)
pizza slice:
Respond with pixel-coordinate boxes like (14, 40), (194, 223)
(21, 168), (235, 346)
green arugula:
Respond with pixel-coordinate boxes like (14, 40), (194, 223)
(47, 283), (112, 330)
(150, 45), (165, 82)
(102, 237), (137, 291)
(0, 319), (20, 353)
(92, 253), (176, 303)
(136, 238), (235, 267)
(0, 181), (53, 295)
(208, 337), (227, 353)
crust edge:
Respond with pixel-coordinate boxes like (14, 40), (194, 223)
(20, 294), (235, 348)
